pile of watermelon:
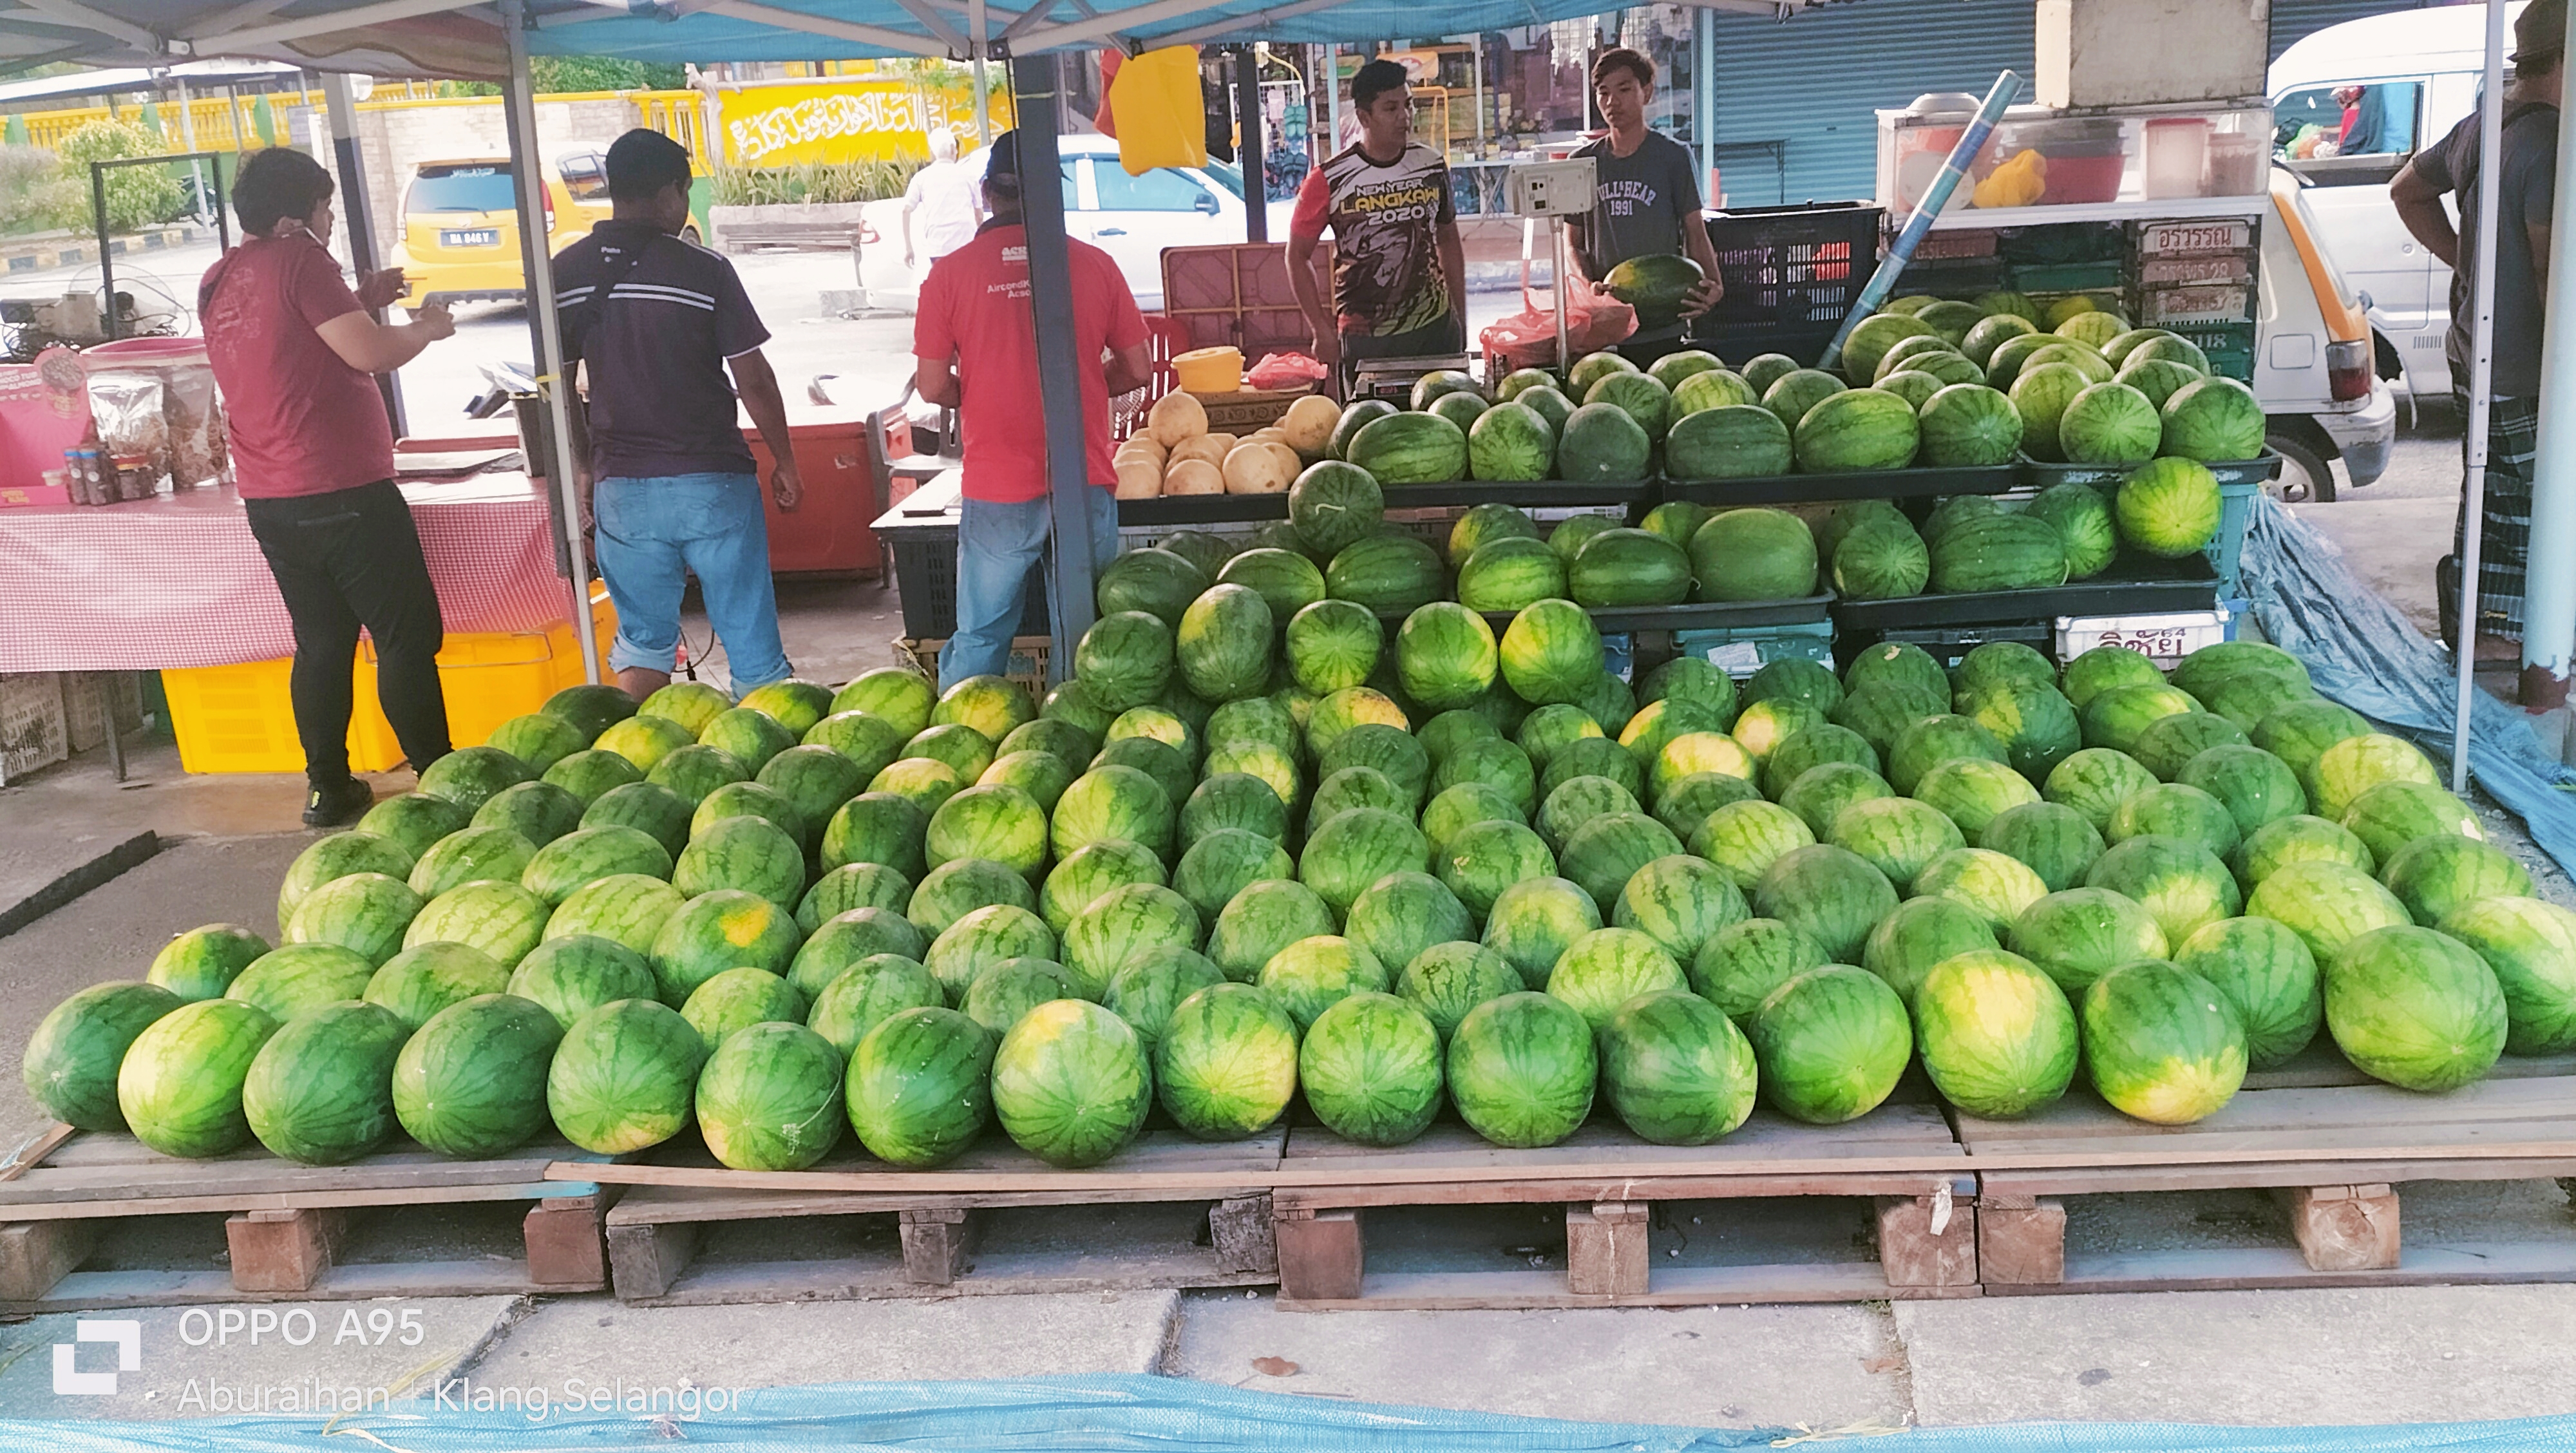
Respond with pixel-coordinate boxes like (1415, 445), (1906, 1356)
(26, 610), (2563, 1172)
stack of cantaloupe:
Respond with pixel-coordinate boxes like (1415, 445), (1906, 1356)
(1112, 392), (1341, 499)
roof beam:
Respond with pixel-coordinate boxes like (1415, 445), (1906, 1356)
(694, 0), (952, 59)
(15, 0), (156, 52)
(1149, 0), (1342, 49)
(889, 0), (968, 53)
(1006, 0), (1217, 53)
(196, 0), (494, 53)
(182, 0), (301, 39)
(1000, 0), (1056, 42)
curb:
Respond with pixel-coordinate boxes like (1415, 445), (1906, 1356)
(0, 830), (160, 940)
(0, 223), (210, 277)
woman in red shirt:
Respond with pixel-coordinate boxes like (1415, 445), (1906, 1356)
(200, 148), (457, 825)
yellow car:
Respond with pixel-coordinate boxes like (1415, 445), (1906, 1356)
(390, 152), (611, 307)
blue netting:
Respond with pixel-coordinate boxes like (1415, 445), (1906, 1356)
(2237, 495), (2576, 878)
(7, 1374), (2576, 1452)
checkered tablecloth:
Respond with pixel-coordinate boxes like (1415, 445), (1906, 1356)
(0, 474), (577, 672)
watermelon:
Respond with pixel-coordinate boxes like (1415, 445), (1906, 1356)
(1875, 334), (1962, 381)
(1824, 797), (1965, 894)
(804, 951), (945, 1057)
(1495, 599), (1599, 706)
(672, 815), (806, 910)
(1059, 881), (1201, 998)
(757, 746), (868, 842)
(2007, 361), (2090, 461)
(1728, 700), (1827, 767)
(1446, 991), (1596, 1148)
(1300, 992), (1443, 1146)
(1544, 734), (1647, 803)
(2160, 375), (2267, 461)
(2436, 897), (2576, 1055)
(2107, 781), (2243, 862)
(1344, 871), (1475, 979)
(1612, 853), (1752, 962)
(148, 923), (274, 1002)
(1753, 844), (1899, 964)
(960, 957), (1074, 1036)
(2340, 780), (2482, 866)
(1567, 527), (1690, 608)
(23, 980), (184, 1131)
(507, 934), (660, 1028)
(2007, 886), (2170, 994)
(417, 745), (533, 813)
(1739, 352), (1799, 392)
(485, 712), (584, 775)
(285, 871), (425, 967)
(1690, 800), (1817, 891)
(1779, 763), (1895, 842)
(2246, 860), (2409, 964)
(1154, 531), (1236, 581)
(2085, 834), (2242, 946)
(531, 683), (635, 745)
(1325, 535), (1446, 620)
(1282, 598), (1383, 698)
(1518, 703), (1607, 770)
(1688, 508), (1819, 603)
(1888, 715), (2006, 795)
(1455, 535), (1570, 613)
(1327, 399), (1401, 461)
(790, 905), (931, 998)
(833, 669), (937, 740)
(844, 1006), (994, 1167)
(1389, 602), (1495, 710)
(1206, 878), (1339, 982)
(596, 714), (703, 775)
(922, 902), (1058, 1005)
(1545, 926), (1687, 1030)
(2256, 699), (2372, 782)
(2173, 916), (2322, 1069)
(1255, 933), (1388, 1030)
(2308, 734), (2440, 821)
(520, 826), (673, 907)
(1151, 983), (1300, 1140)
(1861, 897), (1998, 1009)
(1962, 312), (2038, 365)
(1600, 990), (1759, 1145)
(1555, 402), (1653, 483)
(544, 998), (707, 1155)
(544, 873), (686, 958)
(1794, 386), (1919, 473)
(242, 1000), (410, 1164)
(1957, 680), (2083, 783)
(817, 792), (929, 881)
(587, 781), (696, 858)
(1171, 584), (1275, 704)
(649, 745), (751, 808)
(648, 889), (799, 1006)
(2021, 482), (2119, 580)
(2042, 748), (2158, 835)
(2116, 457), (2223, 556)
(1518, 384), (1577, 436)
(931, 675), (1034, 746)
(1983, 333), (2058, 391)
(1540, 772), (1643, 853)
(1842, 312), (1937, 383)
(1761, 369), (1846, 433)
(1913, 759), (2044, 842)
(2192, 672), (2318, 739)
(1830, 517), (1931, 601)
(2176, 746), (2308, 840)
(1929, 513), (2069, 594)
(1323, 721), (1432, 807)
(695, 1020), (845, 1170)
(1095, 548), (1209, 629)
(112, 997), (279, 1157)
(1603, 252), (1705, 332)
(999, 716), (1100, 772)
(404, 878), (549, 968)
(357, 793), (475, 860)
(1875, 370), (1944, 411)
(639, 679), (732, 737)
(406, 825), (536, 902)
(363, 940), (509, 1032)
(2058, 382), (2163, 464)
(1551, 810), (1680, 909)
(1101, 946), (1228, 1054)
(1765, 722), (1879, 797)
(1348, 411), (1468, 484)
(1913, 948), (2079, 1119)
(280, 833), (415, 924)
(692, 779), (808, 848)
(2060, 648), (2165, 714)
(1394, 942), (1522, 1042)
(2325, 926), (2508, 1092)
(990, 998), (1153, 1165)
(2080, 960), (2248, 1125)
(2235, 813), (2378, 889)
(2081, 684), (2202, 755)
(224, 943), (378, 1022)
(1071, 611), (1173, 714)
(1210, 552), (1323, 632)
(1747, 965), (1911, 1125)
(1978, 801), (2107, 893)
(2382, 834), (2533, 928)
(1844, 644), (1951, 704)
(1045, 766), (1170, 866)
(1481, 877), (1604, 990)
(2028, 341), (2112, 385)
(390, 993), (563, 1158)
(475, 780), (586, 848)
(1665, 404), (1794, 480)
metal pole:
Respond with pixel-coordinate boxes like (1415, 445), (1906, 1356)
(1472, 33), (1486, 161)
(1322, 44), (1338, 153)
(1236, 47), (1265, 242)
(500, 0), (602, 686)
(2452, 0), (2510, 789)
(93, 164), (114, 341)
(1553, 217), (1569, 375)
(1009, 53), (1099, 685)
(2522, 0), (2576, 711)
(971, 0), (991, 144)
(323, 72), (406, 437)
(1696, 7), (1715, 198)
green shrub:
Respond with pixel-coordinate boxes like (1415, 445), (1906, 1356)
(52, 120), (183, 234)
(712, 159), (919, 207)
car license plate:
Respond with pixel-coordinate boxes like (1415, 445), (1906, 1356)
(440, 229), (498, 247)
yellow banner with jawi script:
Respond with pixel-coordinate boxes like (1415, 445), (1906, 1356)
(714, 79), (1014, 167)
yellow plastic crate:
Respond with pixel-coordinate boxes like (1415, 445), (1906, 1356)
(166, 587), (617, 775)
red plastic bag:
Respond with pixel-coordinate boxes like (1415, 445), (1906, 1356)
(1246, 352), (1329, 390)
(1479, 278), (1634, 374)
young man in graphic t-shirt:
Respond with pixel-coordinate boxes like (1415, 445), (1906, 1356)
(1289, 59), (1468, 393)
(1568, 48), (1725, 367)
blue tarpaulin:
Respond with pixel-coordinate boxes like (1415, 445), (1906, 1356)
(2239, 496), (2576, 878)
(10, 1375), (2576, 1453)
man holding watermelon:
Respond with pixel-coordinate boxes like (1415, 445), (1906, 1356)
(1289, 59), (1470, 394)
(1567, 48), (1725, 368)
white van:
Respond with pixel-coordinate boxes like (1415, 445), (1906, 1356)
(2269, 4), (2518, 403)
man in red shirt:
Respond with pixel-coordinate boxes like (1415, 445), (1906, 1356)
(201, 147), (456, 826)
(914, 129), (1152, 689)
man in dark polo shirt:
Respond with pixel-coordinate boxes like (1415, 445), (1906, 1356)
(554, 129), (800, 700)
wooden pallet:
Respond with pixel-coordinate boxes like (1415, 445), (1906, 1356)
(0, 1127), (616, 1309)
(1267, 1107), (1979, 1310)
(584, 1129), (1285, 1305)
(1960, 1074), (2576, 1295)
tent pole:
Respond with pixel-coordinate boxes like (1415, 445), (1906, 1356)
(2525, 0), (2576, 713)
(971, 0), (990, 144)
(2453, 0), (2509, 792)
(1696, 7), (1715, 198)
(1237, 46), (1265, 242)
(1009, 52), (1097, 685)
(500, 0), (603, 686)
(323, 71), (406, 438)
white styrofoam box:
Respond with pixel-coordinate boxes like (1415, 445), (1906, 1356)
(2057, 607), (2233, 667)
(2035, 0), (2270, 109)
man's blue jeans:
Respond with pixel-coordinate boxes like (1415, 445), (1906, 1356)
(594, 471), (793, 693)
(943, 487), (1119, 689)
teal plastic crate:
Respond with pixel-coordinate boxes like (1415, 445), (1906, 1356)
(1675, 619), (1835, 677)
(2019, 452), (2272, 594)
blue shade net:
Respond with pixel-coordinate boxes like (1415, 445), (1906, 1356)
(2238, 495), (2576, 878)
(12, 1374), (2576, 1452)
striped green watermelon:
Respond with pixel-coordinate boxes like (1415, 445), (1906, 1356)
(649, 744), (752, 808)
(544, 872), (686, 958)
(2043, 748), (2159, 835)
(808, 712), (909, 782)
(1691, 799), (1823, 893)
(2327, 927), (2508, 1093)
(1299, 992), (1443, 1146)
(1753, 844), (1899, 964)
(1349, 410), (1468, 484)
(2254, 699), (2372, 782)
(1481, 877), (1604, 991)
(959, 957), (1074, 1036)
(681, 965), (808, 1045)
(473, 781), (587, 849)
(1101, 946), (1228, 1053)
(1039, 840), (1168, 935)
(2177, 746), (2309, 840)
(1392, 942), (1521, 1042)
(2340, 780), (2481, 866)
(363, 941), (507, 1030)
(1546, 926), (1687, 1030)
(844, 1005), (994, 1166)
(1559, 812), (1687, 909)
(992, 998), (1152, 1166)
(2106, 782), (2242, 861)
(820, 792), (931, 879)
(1207, 879), (1338, 983)
(1747, 965), (1911, 1124)
(1600, 989), (1758, 1144)
(1062, 882), (1202, 999)
(392, 993), (563, 1157)
(1912, 848), (2050, 929)
(699, 708), (797, 774)
(758, 746), (868, 845)
(835, 669), (938, 739)
(545, 998), (708, 1154)
(1435, 821), (1556, 920)
(649, 889), (799, 1006)
(1978, 801), (2106, 892)
(1456, 537), (1569, 613)
(1861, 897), (1998, 1009)
(1794, 386), (1919, 472)
(690, 779), (808, 849)
(1214, 549), (1327, 629)
(586, 781), (696, 857)
(2308, 733), (2441, 821)
(2173, 916), (2322, 1069)
(931, 674), (1034, 744)
(1299, 807), (1431, 917)
(1612, 853), (1752, 962)
(285, 871), (424, 967)
(1913, 948), (2079, 1118)
(404, 879), (550, 969)
(280, 833), (416, 924)
(23, 980), (183, 1131)
(2007, 886), (2170, 994)
(1289, 461), (1386, 556)
(408, 826), (538, 901)
(540, 683), (638, 744)
(1825, 797), (1964, 893)
(225, 944), (377, 1023)
(115, 998), (279, 1157)
(2086, 835), (2242, 945)
(1889, 715), (2006, 795)
(1688, 507), (1821, 603)
(597, 714), (703, 774)
(1396, 602), (1500, 710)
(2081, 960), (2247, 1125)
(1325, 535), (1447, 619)
(359, 793), (475, 860)
(1175, 584), (1276, 703)
(1763, 723), (1879, 800)
(923, 903), (1057, 1004)
(1257, 935), (1390, 1030)
(1777, 764), (1893, 842)
(2159, 375), (2266, 462)
(1050, 765), (1173, 864)
(1342, 873), (1473, 982)
(1446, 991), (1596, 1148)
(507, 934), (659, 1029)
(1665, 404), (1793, 481)
(2246, 860), (2412, 962)
(2383, 834), (2533, 931)
(1498, 599), (1601, 706)
(148, 923), (274, 1003)
(640, 679), (732, 737)
(2435, 897), (2576, 1055)
(672, 815), (806, 909)
(1155, 983), (1300, 1139)
(1181, 769), (1289, 850)
(696, 1020), (845, 1170)
(243, 1000), (410, 1164)
(2128, 711), (2251, 783)
(520, 826), (672, 907)
(416, 745), (533, 813)
(806, 953), (945, 1056)
(1095, 547), (1209, 629)
(1687, 916), (1826, 1021)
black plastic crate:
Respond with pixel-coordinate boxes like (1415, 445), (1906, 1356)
(1665, 462), (2022, 509)
(1695, 204), (1884, 337)
(881, 523), (1049, 640)
(1843, 620), (2058, 672)
(1830, 553), (2222, 634)
(1692, 323), (1839, 372)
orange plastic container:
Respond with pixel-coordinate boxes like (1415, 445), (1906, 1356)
(165, 586), (616, 775)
